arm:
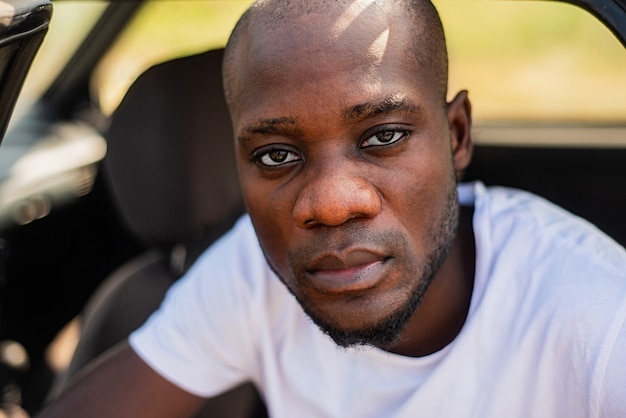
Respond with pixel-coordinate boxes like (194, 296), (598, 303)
(36, 341), (206, 418)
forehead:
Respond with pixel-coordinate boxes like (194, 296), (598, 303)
(243, 5), (411, 72)
(228, 2), (437, 129)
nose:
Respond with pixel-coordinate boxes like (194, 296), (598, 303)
(292, 166), (382, 228)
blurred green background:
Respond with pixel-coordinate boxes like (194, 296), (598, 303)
(21, 0), (626, 124)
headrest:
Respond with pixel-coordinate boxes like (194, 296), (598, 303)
(103, 49), (245, 247)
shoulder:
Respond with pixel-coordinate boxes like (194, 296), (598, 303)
(182, 214), (274, 299)
(191, 214), (262, 272)
(468, 181), (626, 276)
(463, 183), (626, 398)
(174, 214), (297, 327)
(467, 181), (626, 348)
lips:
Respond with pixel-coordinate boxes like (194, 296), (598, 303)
(305, 250), (391, 294)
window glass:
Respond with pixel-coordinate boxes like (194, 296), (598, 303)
(93, 0), (626, 126)
(14, 1), (108, 113)
(93, 1), (253, 115)
(436, 0), (626, 123)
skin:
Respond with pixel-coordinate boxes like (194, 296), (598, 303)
(230, 1), (475, 356)
(37, 1), (475, 417)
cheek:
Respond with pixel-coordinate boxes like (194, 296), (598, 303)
(380, 144), (456, 239)
(241, 178), (295, 273)
(385, 146), (452, 202)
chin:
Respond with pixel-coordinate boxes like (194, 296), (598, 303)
(296, 282), (429, 349)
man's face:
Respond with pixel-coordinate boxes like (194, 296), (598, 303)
(230, 9), (470, 349)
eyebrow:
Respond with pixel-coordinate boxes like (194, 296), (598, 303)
(238, 96), (420, 143)
(239, 117), (297, 142)
(343, 96), (421, 122)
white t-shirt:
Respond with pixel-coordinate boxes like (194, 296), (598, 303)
(130, 181), (626, 417)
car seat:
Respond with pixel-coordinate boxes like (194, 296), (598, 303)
(465, 144), (626, 248)
(51, 48), (267, 417)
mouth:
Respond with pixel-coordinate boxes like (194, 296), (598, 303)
(305, 250), (392, 295)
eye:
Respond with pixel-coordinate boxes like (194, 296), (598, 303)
(360, 129), (408, 148)
(256, 148), (301, 167)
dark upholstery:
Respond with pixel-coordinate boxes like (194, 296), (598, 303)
(65, 252), (265, 418)
(103, 48), (245, 247)
(62, 49), (266, 418)
(465, 145), (626, 248)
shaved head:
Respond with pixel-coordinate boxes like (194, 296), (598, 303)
(224, 0), (472, 352)
(223, 0), (449, 115)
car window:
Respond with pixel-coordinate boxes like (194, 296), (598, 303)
(92, 0), (253, 116)
(91, 0), (625, 143)
(437, 0), (626, 124)
(13, 1), (108, 116)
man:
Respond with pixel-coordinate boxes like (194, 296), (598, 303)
(38, 0), (626, 417)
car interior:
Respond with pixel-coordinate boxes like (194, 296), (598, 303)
(52, 48), (262, 418)
(0, 0), (623, 417)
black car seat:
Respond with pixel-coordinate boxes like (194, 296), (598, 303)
(465, 145), (626, 249)
(55, 48), (267, 418)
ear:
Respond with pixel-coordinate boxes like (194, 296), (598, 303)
(446, 90), (473, 181)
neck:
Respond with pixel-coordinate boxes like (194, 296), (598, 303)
(387, 205), (476, 357)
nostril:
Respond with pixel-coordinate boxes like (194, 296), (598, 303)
(293, 173), (382, 228)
